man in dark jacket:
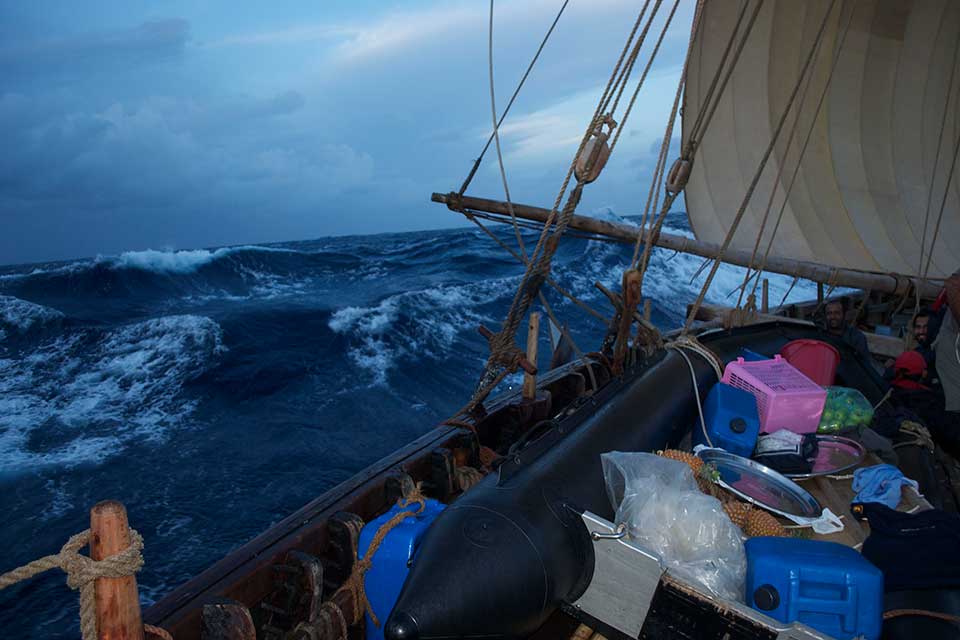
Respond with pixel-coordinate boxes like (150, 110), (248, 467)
(824, 298), (870, 361)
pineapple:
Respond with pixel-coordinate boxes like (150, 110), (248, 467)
(723, 502), (787, 537)
(723, 501), (751, 529)
(657, 449), (703, 473)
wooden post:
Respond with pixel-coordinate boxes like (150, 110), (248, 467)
(643, 299), (652, 322)
(90, 500), (145, 640)
(817, 282), (825, 303)
(522, 313), (540, 401)
(761, 279), (769, 314)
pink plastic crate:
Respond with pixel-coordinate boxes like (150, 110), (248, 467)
(721, 355), (826, 434)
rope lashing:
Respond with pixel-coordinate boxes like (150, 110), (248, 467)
(896, 421), (935, 452)
(454, 466), (485, 492)
(0, 529), (146, 640)
(322, 485), (428, 633)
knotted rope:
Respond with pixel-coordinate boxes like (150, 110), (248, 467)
(896, 421), (935, 452)
(307, 484), (429, 639)
(454, 466), (485, 492)
(0, 528), (151, 640)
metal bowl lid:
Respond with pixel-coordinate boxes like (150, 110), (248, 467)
(697, 448), (822, 519)
(784, 435), (866, 480)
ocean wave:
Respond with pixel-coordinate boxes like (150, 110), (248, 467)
(108, 245), (300, 275)
(0, 295), (64, 335)
(329, 278), (511, 386)
(0, 315), (225, 473)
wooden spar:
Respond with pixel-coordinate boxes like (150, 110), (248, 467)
(90, 501), (145, 640)
(433, 192), (943, 299)
(523, 313), (540, 400)
(761, 279), (769, 314)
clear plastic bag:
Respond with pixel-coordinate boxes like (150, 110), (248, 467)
(817, 386), (874, 434)
(601, 451), (746, 602)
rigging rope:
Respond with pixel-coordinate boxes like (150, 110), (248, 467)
(459, 0), (571, 196)
(916, 12), (960, 289)
(630, 0), (706, 276)
(683, 0), (840, 334)
(609, 0), (682, 156)
(605, 0), (656, 119)
(733, 0), (836, 311)
(686, 0), (766, 152)
(745, 0), (858, 305)
(488, 0), (528, 261)
(455, 2), (668, 414)
(632, 0), (755, 295)
(921, 100), (960, 281)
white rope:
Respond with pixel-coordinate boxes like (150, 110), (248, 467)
(668, 344), (713, 448)
(488, 0), (527, 261)
(666, 337), (724, 448)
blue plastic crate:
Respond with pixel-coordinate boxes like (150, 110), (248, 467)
(693, 382), (761, 457)
(740, 347), (769, 362)
(359, 498), (446, 640)
(746, 537), (884, 640)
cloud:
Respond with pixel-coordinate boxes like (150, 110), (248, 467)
(0, 0), (695, 263)
(203, 24), (358, 49)
(210, 0), (640, 68)
(0, 19), (190, 77)
(0, 91), (370, 211)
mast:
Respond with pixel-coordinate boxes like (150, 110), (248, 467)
(433, 192), (943, 299)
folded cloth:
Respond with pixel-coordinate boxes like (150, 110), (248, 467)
(852, 464), (919, 509)
(753, 431), (818, 475)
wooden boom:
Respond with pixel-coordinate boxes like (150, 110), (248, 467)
(432, 192), (943, 299)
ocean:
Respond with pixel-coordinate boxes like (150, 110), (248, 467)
(0, 212), (817, 637)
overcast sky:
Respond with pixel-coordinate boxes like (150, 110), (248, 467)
(0, 0), (694, 265)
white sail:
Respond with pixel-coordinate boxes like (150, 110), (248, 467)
(682, 0), (960, 279)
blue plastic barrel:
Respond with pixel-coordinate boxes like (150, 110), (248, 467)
(746, 537), (883, 640)
(693, 382), (761, 457)
(359, 498), (446, 640)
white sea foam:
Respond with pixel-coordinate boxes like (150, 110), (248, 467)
(0, 295), (64, 334)
(109, 245), (298, 274)
(0, 315), (225, 473)
(328, 278), (511, 386)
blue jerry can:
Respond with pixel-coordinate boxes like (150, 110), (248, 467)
(358, 498), (446, 640)
(746, 537), (884, 640)
(693, 382), (761, 457)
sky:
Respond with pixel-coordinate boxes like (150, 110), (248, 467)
(0, 0), (695, 265)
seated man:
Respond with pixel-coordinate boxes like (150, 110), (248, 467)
(911, 309), (936, 368)
(823, 297), (871, 361)
(884, 310), (937, 383)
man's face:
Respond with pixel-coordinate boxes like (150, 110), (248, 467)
(825, 303), (844, 331)
(914, 316), (929, 345)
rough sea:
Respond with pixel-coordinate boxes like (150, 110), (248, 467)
(0, 212), (818, 637)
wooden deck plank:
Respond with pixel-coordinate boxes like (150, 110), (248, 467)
(793, 453), (930, 548)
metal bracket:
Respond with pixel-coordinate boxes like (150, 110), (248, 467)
(568, 512), (663, 639)
(775, 624), (835, 640)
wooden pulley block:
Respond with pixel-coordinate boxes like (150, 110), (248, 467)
(575, 132), (611, 184)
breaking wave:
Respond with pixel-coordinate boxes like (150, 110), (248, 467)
(0, 315), (224, 472)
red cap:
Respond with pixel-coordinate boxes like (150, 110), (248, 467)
(892, 350), (929, 390)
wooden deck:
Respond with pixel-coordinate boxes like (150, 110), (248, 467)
(800, 453), (930, 548)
